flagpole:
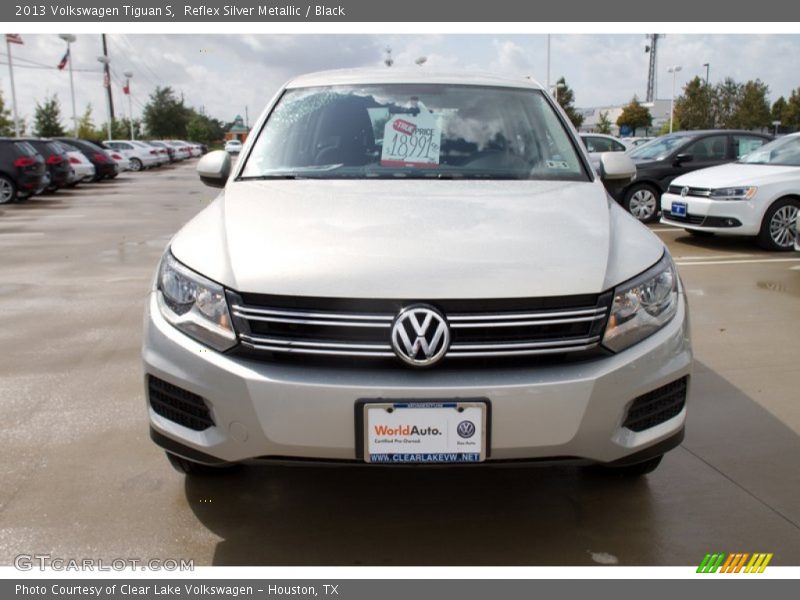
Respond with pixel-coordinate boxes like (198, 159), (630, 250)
(59, 34), (78, 138)
(6, 37), (21, 137)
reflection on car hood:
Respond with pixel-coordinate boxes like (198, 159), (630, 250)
(171, 179), (663, 299)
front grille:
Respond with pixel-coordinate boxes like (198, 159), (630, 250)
(228, 291), (612, 367)
(623, 377), (688, 432)
(667, 185), (712, 198)
(148, 376), (214, 431)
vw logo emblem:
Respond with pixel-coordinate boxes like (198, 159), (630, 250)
(457, 420), (476, 439)
(681, 186), (689, 197)
(391, 304), (450, 367)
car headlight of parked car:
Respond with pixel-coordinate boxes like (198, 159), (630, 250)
(709, 186), (757, 201)
(603, 253), (679, 353)
(156, 252), (236, 351)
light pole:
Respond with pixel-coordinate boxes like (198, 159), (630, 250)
(97, 55), (112, 140)
(668, 65), (682, 134)
(123, 71), (134, 139)
(702, 62), (710, 87)
(59, 34), (78, 138)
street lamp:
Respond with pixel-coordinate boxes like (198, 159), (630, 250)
(668, 65), (682, 134)
(59, 34), (78, 137)
(702, 62), (710, 87)
(123, 71), (134, 140)
(414, 56), (427, 67)
(97, 55), (112, 140)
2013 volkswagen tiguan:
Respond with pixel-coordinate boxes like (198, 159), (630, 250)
(142, 69), (692, 477)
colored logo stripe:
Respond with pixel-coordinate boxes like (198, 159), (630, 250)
(697, 553), (773, 573)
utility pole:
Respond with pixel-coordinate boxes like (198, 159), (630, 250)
(245, 106), (249, 129)
(703, 62), (710, 87)
(546, 34), (551, 92)
(59, 34), (78, 137)
(101, 34), (115, 121)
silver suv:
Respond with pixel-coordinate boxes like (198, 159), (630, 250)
(142, 69), (692, 477)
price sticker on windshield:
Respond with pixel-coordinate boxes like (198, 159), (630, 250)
(381, 109), (442, 168)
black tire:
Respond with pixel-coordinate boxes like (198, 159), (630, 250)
(165, 452), (237, 476)
(623, 184), (661, 224)
(685, 229), (715, 237)
(0, 175), (17, 204)
(757, 198), (800, 251)
(590, 455), (663, 478)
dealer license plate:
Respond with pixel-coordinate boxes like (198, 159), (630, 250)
(671, 201), (688, 217)
(361, 400), (487, 464)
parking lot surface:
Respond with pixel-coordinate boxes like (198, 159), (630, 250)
(0, 163), (798, 566)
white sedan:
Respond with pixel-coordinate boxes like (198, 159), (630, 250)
(224, 139), (243, 154)
(661, 133), (800, 251)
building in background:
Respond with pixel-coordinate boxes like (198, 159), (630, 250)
(224, 115), (250, 142)
(579, 99), (671, 137)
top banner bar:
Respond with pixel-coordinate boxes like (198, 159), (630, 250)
(4, 0), (800, 22)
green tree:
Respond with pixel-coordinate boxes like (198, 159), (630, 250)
(142, 86), (191, 138)
(657, 114), (682, 136)
(596, 111), (612, 134)
(674, 76), (713, 130)
(554, 77), (584, 129)
(186, 112), (227, 144)
(33, 95), (66, 137)
(711, 78), (742, 128)
(102, 118), (142, 140)
(616, 95), (652, 134)
(77, 104), (101, 139)
(0, 88), (13, 136)
(771, 96), (787, 125)
(783, 88), (800, 130)
(731, 80), (771, 130)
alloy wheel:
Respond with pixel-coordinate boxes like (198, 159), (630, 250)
(0, 177), (14, 204)
(769, 205), (799, 248)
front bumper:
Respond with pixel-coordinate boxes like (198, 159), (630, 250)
(661, 192), (763, 235)
(142, 292), (692, 465)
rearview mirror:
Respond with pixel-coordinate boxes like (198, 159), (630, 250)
(599, 152), (636, 182)
(197, 150), (231, 188)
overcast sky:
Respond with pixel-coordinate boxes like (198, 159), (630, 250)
(2, 33), (799, 131)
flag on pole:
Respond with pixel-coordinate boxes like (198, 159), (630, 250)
(122, 82), (130, 95)
(58, 48), (70, 70)
(5, 34), (24, 45)
(103, 72), (110, 88)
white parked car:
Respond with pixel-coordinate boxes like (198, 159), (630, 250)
(103, 140), (160, 171)
(104, 148), (131, 172)
(55, 142), (95, 184)
(661, 132), (800, 251)
(161, 141), (192, 161)
(224, 139), (243, 154)
(580, 134), (631, 172)
(143, 69), (691, 478)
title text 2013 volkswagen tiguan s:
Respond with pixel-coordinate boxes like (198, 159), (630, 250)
(142, 69), (692, 477)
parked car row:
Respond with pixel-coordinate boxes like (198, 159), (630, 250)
(577, 129), (798, 250)
(0, 136), (204, 204)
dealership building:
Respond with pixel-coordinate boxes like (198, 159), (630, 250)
(579, 99), (671, 137)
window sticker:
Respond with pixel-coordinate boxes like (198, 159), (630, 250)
(380, 103), (442, 168)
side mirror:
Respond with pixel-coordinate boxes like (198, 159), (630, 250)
(197, 150), (231, 188)
(674, 153), (693, 165)
(599, 152), (636, 182)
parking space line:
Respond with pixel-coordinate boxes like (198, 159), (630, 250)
(651, 228), (682, 233)
(675, 258), (800, 266)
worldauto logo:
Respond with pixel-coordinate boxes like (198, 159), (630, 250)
(457, 421), (476, 438)
(374, 425), (442, 436)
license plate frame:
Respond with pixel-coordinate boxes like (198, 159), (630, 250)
(355, 398), (491, 464)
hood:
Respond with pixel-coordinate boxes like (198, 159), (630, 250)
(171, 179), (663, 299)
(671, 162), (800, 187)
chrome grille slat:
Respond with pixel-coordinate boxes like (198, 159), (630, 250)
(230, 293), (611, 365)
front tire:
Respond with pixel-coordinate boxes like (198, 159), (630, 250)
(592, 455), (663, 478)
(757, 198), (800, 251)
(624, 184), (661, 223)
(165, 452), (237, 476)
(0, 175), (17, 204)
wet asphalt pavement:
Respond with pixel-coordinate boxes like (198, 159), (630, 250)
(0, 162), (798, 566)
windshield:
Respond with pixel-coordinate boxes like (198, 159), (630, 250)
(628, 134), (692, 161)
(739, 135), (800, 166)
(240, 84), (588, 180)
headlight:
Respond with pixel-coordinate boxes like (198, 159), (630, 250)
(709, 186), (757, 200)
(156, 252), (236, 351)
(603, 253), (679, 352)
